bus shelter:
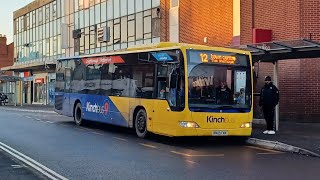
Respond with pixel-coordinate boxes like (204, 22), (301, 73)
(0, 75), (23, 106)
(234, 39), (320, 130)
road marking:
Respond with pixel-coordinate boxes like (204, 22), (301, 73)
(170, 151), (224, 157)
(77, 127), (91, 131)
(46, 121), (55, 124)
(11, 164), (24, 169)
(185, 160), (198, 164)
(35, 118), (41, 121)
(245, 146), (282, 153)
(257, 152), (284, 155)
(0, 142), (68, 180)
(91, 131), (104, 136)
(139, 143), (157, 149)
(26, 116), (33, 119)
(112, 137), (128, 141)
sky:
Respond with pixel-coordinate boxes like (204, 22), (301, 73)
(0, 0), (33, 43)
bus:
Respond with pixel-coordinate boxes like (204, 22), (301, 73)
(55, 42), (253, 138)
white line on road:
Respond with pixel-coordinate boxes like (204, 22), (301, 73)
(0, 142), (68, 180)
(112, 137), (128, 141)
(35, 118), (41, 121)
(11, 164), (24, 169)
(46, 121), (55, 124)
(91, 131), (105, 136)
(139, 143), (157, 149)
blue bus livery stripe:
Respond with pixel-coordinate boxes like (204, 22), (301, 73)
(67, 93), (129, 127)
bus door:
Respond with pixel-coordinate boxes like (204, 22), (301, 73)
(153, 63), (183, 134)
(63, 68), (72, 116)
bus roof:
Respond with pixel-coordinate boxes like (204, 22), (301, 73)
(57, 42), (250, 61)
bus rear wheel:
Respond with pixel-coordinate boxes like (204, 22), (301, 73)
(135, 109), (148, 138)
(74, 103), (83, 126)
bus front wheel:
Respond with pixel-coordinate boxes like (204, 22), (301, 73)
(135, 109), (148, 138)
(74, 103), (83, 126)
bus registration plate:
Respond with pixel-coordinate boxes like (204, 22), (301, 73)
(212, 130), (228, 136)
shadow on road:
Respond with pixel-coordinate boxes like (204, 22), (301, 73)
(59, 120), (248, 149)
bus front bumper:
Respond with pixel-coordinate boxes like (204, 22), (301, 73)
(174, 128), (252, 137)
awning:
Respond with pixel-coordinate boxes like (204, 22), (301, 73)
(232, 39), (320, 63)
(0, 75), (23, 82)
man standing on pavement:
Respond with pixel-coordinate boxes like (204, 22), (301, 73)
(259, 76), (279, 135)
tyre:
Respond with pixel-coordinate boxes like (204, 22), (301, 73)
(135, 109), (148, 138)
(74, 103), (83, 126)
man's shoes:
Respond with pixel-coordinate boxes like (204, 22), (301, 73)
(263, 130), (269, 134)
(268, 130), (276, 135)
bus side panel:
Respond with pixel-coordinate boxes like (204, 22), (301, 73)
(75, 94), (129, 127)
(152, 100), (194, 136)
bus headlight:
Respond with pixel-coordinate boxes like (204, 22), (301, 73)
(240, 122), (251, 128)
(179, 121), (200, 128)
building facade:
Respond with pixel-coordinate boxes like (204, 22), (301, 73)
(2, 0), (233, 105)
(239, 0), (320, 122)
(0, 35), (14, 93)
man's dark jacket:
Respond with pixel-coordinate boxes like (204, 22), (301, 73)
(259, 82), (279, 108)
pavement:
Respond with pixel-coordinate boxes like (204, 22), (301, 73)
(0, 149), (45, 180)
(250, 120), (320, 157)
(1, 104), (320, 158)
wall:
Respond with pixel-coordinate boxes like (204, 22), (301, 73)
(0, 37), (14, 76)
(241, 0), (320, 122)
(179, 0), (233, 46)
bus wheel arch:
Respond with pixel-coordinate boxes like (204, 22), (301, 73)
(73, 99), (81, 117)
(133, 106), (148, 138)
(74, 101), (83, 126)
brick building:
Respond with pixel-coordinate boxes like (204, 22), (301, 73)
(2, 0), (233, 105)
(239, 0), (320, 122)
(0, 35), (14, 92)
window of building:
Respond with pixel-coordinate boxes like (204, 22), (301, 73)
(90, 25), (96, 46)
(95, 3), (101, 24)
(128, 0), (135, 15)
(107, 20), (114, 45)
(101, 2), (106, 22)
(114, 0), (120, 19)
(39, 9), (43, 25)
(128, 18), (135, 42)
(45, 5), (50, 22)
(85, 27), (90, 50)
(75, 0), (79, 12)
(120, 0), (127, 16)
(107, 0), (114, 20)
(79, 10), (84, 28)
(114, 19), (120, 44)
(90, 5), (95, 26)
(152, 0), (160, 7)
(121, 16), (128, 43)
(143, 0), (151, 10)
(136, 12), (143, 40)
(136, 0), (143, 12)
(57, 0), (61, 18)
(84, 9), (89, 27)
(53, 2), (57, 19)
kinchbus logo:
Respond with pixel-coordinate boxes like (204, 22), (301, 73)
(207, 116), (235, 123)
(86, 101), (109, 116)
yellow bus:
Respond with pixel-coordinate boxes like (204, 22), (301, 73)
(55, 42), (253, 138)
